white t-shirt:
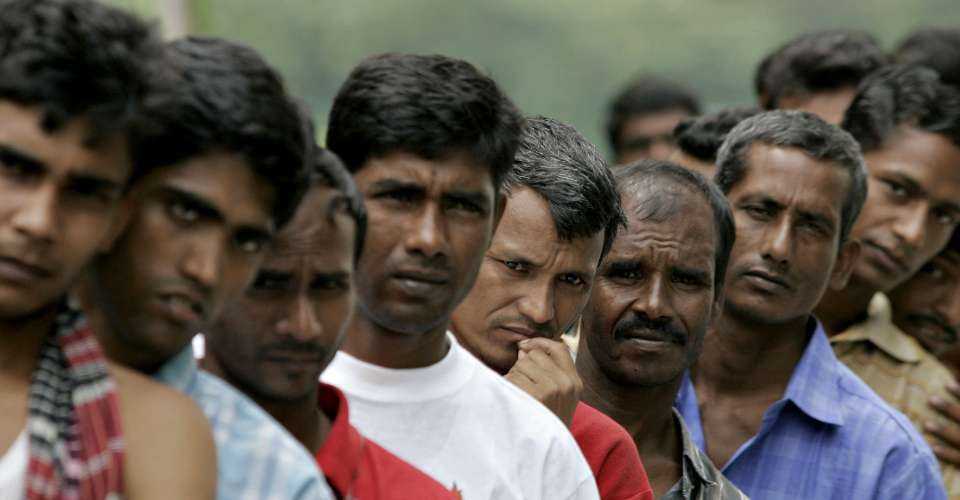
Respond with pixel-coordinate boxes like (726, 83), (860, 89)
(322, 332), (599, 500)
(0, 430), (27, 500)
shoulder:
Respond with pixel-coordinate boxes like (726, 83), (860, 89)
(111, 362), (211, 439)
(363, 438), (460, 499)
(570, 402), (640, 462)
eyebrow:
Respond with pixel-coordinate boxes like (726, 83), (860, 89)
(445, 190), (491, 211)
(796, 208), (836, 231)
(369, 179), (425, 193)
(673, 265), (711, 283)
(887, 171), (926, 197)
(0, 144), (46, 173)
(157, 186), (225, 223)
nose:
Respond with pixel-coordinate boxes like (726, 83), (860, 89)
(892, 203), (929, 254)
(179, 233), (223, 293)
(405, 203), (447, 260)
(763, 216), (792, 268)
(276, 295), (321, 341)
(12, 184), (57, 244)
(631, 273), (671, 323)
(517, 281), (556, 327)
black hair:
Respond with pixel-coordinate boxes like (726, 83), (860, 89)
(756, 29), (887, 109)
(895, 27), (960, 88)
(132, 36), (310, 228)
(842, 64), (960, 152)
(606, 75), (701, 154)
(0, 0), (160, 146)
(504, 116), (625, 260)
(674, 107), (762, 163)
(326, 53), (523, 190)
(716, 110), (868, 244)
(311, 148), (367, 262)
(614, 159), (735, 296)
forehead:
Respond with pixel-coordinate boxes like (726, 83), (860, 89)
(612, 186), (716, 266)
(137, 149), (274, 227)
(355, 150), (495, 195)
(867, 127), (960, 199)
(733, 144), (848, 217)
(0, 100), (129, 184)
(621, 108), (692, 138)
(272, 185), (356, 259)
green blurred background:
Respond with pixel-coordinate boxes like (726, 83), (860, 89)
(107, 0), (960, 155)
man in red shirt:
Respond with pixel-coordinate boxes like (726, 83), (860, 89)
(450, 117), (654, 500)
(203, 148), (456, 499)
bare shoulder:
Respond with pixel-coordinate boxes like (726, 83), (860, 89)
(109, 362), (217, 499)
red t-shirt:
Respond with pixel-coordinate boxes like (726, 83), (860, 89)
(315, 383), (460, 499)
(571, 402), (654, 500)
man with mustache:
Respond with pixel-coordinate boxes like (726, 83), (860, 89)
(76, 37), (333, 499)
(320, 54), (599, 499)
(576, 160), (745, 499)
(0, 1), (216, 497)
(204, 149), (457, 498)
(449, 116), (653, 500)
(814, 66), (960, 493)
(678, 110), (944, 498)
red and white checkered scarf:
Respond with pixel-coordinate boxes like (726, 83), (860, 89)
(25, 307), (125, 499)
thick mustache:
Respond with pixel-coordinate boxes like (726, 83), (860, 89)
(260, 341), (326, 357)
(614, 316), (686, 345)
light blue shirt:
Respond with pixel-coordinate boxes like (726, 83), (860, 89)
(155, 346), (334, 500)
(676, 320), (946, 500)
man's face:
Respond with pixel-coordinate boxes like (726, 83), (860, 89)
(207, 186), (356, 401)
(451, 187), (604, 374)
(670, 150), (716, 180)
(353, 151), (499, 336)
(850, 127), (960, 292)
(0, 102), (129, 319)
(616, 108), (692, 164)
(581, 186), (718, 386)
(777, 86), (857, 125)
(724, 145), (855, 325)
(92, 150), (275, 365)
(888, 248), (960, 356)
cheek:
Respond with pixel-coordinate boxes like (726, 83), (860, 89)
(556, 288), (591, 328)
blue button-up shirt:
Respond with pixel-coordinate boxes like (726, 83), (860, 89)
(676, 320), (946, 499)
(156, 346), (333, 500)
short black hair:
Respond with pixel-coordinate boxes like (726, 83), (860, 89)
(312, 148), (367, 262)
(674, 107), (762, 163)
(326, 53), (523, 190)
(756, 29), (887, 109)
(614, 159), (735, 296)
(716, 110), (868, 244)
(895, 27), (960, 87)
(0, 0), (160, 146)
(132, 36), (310, 228)
(606, 75), (701, 154)
(504, 116), (625, 260)
(842, 64), (960, 153)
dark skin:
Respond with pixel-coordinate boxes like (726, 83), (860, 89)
(79, 149), (276, 374)
(777, 85), (858, 125)
(343, 151), (502, 369)
(0, 101), (215, 499)
(616, 108), (693, 165)
(576, 184), (720, 497)
(693, 144), (858, 469)
(203, 185), (357, 452)
(451, 186), (603, 424)
(889, 248), (960, 357)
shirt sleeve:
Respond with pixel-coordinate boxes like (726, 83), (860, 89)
(875, 444), (946, 500)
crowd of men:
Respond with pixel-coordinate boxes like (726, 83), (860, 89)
(0, 0), (959, 499)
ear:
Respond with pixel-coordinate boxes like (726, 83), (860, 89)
(829, 238), (861, 290)
(98, 193), (136, 253)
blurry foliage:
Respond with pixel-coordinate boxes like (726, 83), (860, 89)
(110, 0), (960, 154)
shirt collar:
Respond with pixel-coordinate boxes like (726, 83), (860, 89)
(673, 408), (718, 492)
(781, 318), (846, 426)
(315, 383), (365, 497)
(153, 344), (199, 392)
(829, 293), (924, 364)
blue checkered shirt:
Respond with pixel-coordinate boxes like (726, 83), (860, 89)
(676, 320), (946, 499)
(155, 346), (334, 500)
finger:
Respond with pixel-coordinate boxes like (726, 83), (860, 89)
(948, 381), (960, 400)
(930, 435), (960, 467)
(519, 348), (581, 397)
(930, 396), (960, 429)
(504, 369), (538, 394)
(925, 418), (960, 463)
(510, 355), (559, 392)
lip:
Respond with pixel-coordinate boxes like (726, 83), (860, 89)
(741, 268), (791, 290)
(863, 241), (908, 274)
(0, 255), (54, 284)
(908, 314), (958, 345)
(496, 325), (548, 343)
(155, 291), (205, 326)
(392, 269), (450, 285)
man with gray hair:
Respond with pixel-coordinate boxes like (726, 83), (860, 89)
(676, 110), (945, 498)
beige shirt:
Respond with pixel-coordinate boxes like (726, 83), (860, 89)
(831, 293), (959, 497)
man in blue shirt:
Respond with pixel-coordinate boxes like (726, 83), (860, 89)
(76, 36), (333, 499)
(677, 110), (945, 499)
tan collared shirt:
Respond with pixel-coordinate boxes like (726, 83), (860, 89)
(831, 293), (959, 497)
(661, 410), (748, 500)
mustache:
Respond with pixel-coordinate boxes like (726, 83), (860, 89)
(613, 314), (686, 345)
(259, 340), (328, 359)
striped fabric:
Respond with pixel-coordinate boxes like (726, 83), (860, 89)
(26, 306), (124, 499)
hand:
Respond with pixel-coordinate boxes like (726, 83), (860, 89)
(927, 381), (960, 465)
(504, 337), (583, 427)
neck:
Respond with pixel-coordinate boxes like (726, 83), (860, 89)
(815, 280), (875, 335)
(694, 309), (810, 397)
(0, 305), (58, 383)
(340, 308), (451, 369)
